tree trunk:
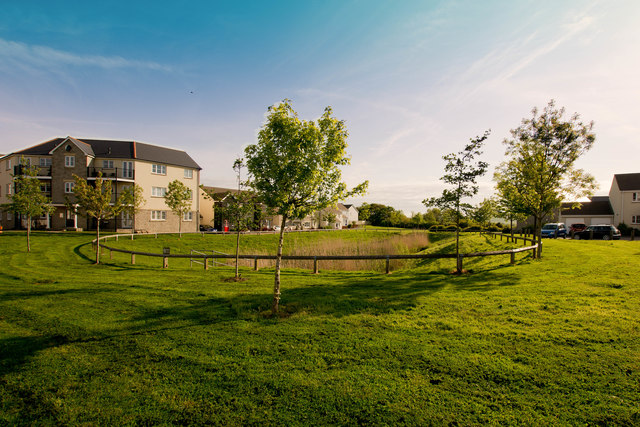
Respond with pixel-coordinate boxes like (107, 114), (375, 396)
(27, 215), (31, 253)
(96, 221), (101, 264)
(235, 225), (241, 279)
(455, 214), (461, 273)
(272, 213), (287, 315)
(179, 215), (182, 239)
(536, 215), (543, 258)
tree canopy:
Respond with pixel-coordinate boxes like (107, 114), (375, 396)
(245, 99), (368, 314)
(164, 180), (193, 238)
(424, 131), (490, 272)
(4, 158), (54, 252)
(494, 100), (596, 257)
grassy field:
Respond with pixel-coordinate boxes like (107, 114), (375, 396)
(1, 231), (638, 425)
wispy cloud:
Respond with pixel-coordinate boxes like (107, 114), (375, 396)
(0, 38), (172, 72)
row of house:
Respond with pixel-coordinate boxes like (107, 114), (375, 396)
(549, 173), (640, 229)
(0, 137), (359, 233)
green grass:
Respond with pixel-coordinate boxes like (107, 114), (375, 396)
(1, 231), (639, 425)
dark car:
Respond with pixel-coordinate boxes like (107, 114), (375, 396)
(569, 223), (587, 234)
(541, 223), (568, 238)
(573, 224), (621, 240)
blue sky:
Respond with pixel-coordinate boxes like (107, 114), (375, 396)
(1, 1), (639, 214)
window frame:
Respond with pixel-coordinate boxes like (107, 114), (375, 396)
(632, 215), (640, 225)
(64, 182), (75, 194)
(40, 157), (52, 167)
(65, 156), (75, 168)
(151, 210), (167, 221)
(103, 160), (114, 169)
(184, 169), (193, 179)
(151, 164), (167, 175)
(151, 186), (167, 197)
(183, 211), (193, 221)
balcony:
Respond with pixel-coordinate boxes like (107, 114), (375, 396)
(13, 165), (51, 177)
(87, 167), (135, 180)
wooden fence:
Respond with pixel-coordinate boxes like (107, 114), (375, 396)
(94, 231), (538, 274)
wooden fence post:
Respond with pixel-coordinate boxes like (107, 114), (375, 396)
(510, 252), (515, 264)
(254, 257), (259, 271)
(131, 234), (134, 240)
(385, 256), (390, 274)
(110, 250), (113, 260)
(631, 229), (635, 241)
(131, 253), (135, 264)
(204, 257), (209, 270)
(163, 257), (168, 269)
(313, 257), (319, 274)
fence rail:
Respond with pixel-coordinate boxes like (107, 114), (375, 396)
(94, 231), (538, 274)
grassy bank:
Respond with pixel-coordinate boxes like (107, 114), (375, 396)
(1, 231), (638, 424)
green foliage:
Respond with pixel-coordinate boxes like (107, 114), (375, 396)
(164, 180), (192, 237)
(3, 158), (54, 252)
(245, 100), (368, 221)
(1, 233), (638, 424)
(424, 131), (490, 271)
(494, 100), (597, 257)
(470, 198), (496, 227)
(244, 99), (368, 313)
(71, 174), (143, 263)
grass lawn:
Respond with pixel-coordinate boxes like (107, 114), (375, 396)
(1, 231), (638, 424)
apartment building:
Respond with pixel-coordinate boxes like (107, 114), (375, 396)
(0, 136), (201, 233)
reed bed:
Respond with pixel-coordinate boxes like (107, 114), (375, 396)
(249, 232), (430, 272)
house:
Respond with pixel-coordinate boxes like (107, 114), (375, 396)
(608, 173), (640, 227)
(0, 137), (201, 233)
(558, 196), (614, 228)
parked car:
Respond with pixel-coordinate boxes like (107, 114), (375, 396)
(573, 224), (621, 240)
(569, 223), (587, 234)
(541, 223), (568, 238)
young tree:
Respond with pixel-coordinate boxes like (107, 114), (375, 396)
(71, 173), (144, 264)
(471, 198), (497, 229)
(322, 211), (338, 228)
(164, 180), (193, 238)
(494, 100), (596, 258)
(245, 100), (368, 314)
(216, 159), (256, 280)
(4, 158), (54, 252)
(423, 131), (490, 273)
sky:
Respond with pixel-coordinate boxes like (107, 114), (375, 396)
(1, 0), (639, 214)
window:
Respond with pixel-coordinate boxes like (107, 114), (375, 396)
(152, 186), (167, 197)
(152, 164), (166, 175)
(40, 158), (52, 167)
(6, 159), (11, 170)
(103, 160), (114, 169)
(633, 193), (639, 202)
(6, 183), (11, 196)
(151, 210), (166, 221)
(40, 182), (51, 193)
(65, 156), (75, 167)
(7, 212), (11, 220)
(184, 169), (193, 179)
(64, 182), (75, 193)
(183, 211), (193, 221)
(633, 216), (640, 224)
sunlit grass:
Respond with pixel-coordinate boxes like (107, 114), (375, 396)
(1, 231), (639, 424)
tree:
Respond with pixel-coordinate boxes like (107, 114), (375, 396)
(164, 180), (192, 238)
(245, 100), (368, 314)
(470, 198), (497, 228)
(4, 158), (54, 252)
(494, 100), (596, 258)
(423, 131), (490, 273)
(216, 159), (256, 280)
(71, 173), (144, 264)
(322, 211), (338, 228)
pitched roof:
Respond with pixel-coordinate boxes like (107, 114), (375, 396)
(561, 197), (614, 216)
(614, 173), (640, 191)
(11, 137), (200, 169)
